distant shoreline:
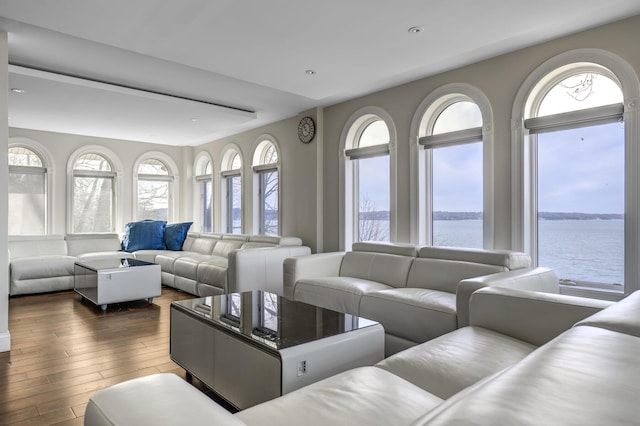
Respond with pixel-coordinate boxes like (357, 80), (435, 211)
(359, 211), (623, 220)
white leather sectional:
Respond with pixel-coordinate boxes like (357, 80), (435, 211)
(135, 233), (311, 296)
(283, 242), (559, 355)
(85, 286), (640, 425)
(8, 233), (310, 297)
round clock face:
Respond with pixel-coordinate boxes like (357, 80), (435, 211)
(298, 116), (315, 143)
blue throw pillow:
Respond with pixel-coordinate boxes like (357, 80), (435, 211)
(121, 220), (167, 252)
(164, 222), (193, 251)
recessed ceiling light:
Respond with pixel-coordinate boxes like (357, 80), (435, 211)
(408, 26), (424, 34)
(305, 69), (317, 75)
(190, 118), (198, 122)
(11, 88), (25, 93)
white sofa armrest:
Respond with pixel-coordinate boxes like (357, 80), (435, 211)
(456, 267), (559, 327)
(85, 373), (245, 426)
(469, 286), (613, 346)
(228, 246), (311, 295)
(282, 252), (346, 299)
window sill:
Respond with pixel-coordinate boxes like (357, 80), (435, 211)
(559, 283), (624, 302)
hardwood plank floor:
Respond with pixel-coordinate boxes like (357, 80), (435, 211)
(0, 287), (214, 425)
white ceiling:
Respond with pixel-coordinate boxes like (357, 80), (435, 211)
(2, 0), (640, 146)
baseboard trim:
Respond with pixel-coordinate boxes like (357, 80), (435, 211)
(0, 331), (11, 353)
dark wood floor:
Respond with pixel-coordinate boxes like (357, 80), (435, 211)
(0, 287), (203, 425)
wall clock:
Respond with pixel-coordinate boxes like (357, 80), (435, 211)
(298, 116), (316, 143)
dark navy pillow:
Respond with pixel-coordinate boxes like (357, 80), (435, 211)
(121, 220), (167, 252)
(164, 222), (193, 251)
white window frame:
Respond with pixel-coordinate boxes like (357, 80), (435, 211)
(194, 151), (214, 232)
(8, 138), (54, 235)
(220, 146), (243, 234)
(251, 136), (281, 236)
(339, 107), (397, 250)
(67, 145), (122, 234)
(511, 49), (640, 299)
(410, 84), (494, 247)
(133, 153), (178, 223)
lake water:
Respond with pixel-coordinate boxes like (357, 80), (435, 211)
(366, 219), (624, 285)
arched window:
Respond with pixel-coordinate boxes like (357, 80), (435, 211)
(70, 152), (117, 233)
(195, 153), (213, 232)
(513, 49), (640, 298)
(8, 145), (48, 234)
(252, 138), (280, 236)
(344, 115), (391, 246)
(417, 93), (485, 248)
(136, 158), (173, 221)
(221, 147), (243, 234)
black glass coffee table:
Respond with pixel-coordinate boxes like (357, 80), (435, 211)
(170, 291), (384, 409)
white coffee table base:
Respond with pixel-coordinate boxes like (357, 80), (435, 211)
(75, 259), (161, 311)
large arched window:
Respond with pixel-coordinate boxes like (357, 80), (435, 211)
(69, 150), (118, 233)
(417, 93), (486, 248)
(344, 114), (392, 246)
(252, 137), (280, 236)
(136, 158), (174, 221)
(194, 152), (213, 232)
(221, 147), (243, 234)
(8, 143), (49, 234)
(513, 49), (640, 298)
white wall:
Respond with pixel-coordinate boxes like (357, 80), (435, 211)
(1, 32), (10, 352)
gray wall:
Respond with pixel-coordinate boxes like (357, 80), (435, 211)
(8, 127), (189, 235)
(197, 109), (321, 252)
(321, 14), (640, 252)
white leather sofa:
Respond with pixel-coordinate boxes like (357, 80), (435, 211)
(134, 233), (311, 296)
(8, 234), (134, 295)
(85, 286), (640, 426)
(283, 242), (558, 355)
(8, 233), (310, 297)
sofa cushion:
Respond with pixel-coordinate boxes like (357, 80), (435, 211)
(85, 373), (245, 426)
(164, 222), (193, 251)
(340, 251), (414, 288)
(574, 289), (640, 337)
(413, 325), (640, 426)
(407, 258), (506, 293)
(65, 233), (122, 255)
(292, 277), (391, 315)
(360, 288), (457, 345)
(174, 254), (219, 280)
(10, 255), (76, 280)
(352, 241), (419, 257)
(197, 257), (229, 291)
(121, 220), (167, 252)
(235, 367), (442, 426)
(189, 236), (218, 255)
(155, 251), (192, 273)
(418, 246), (530, 270)
(212, 240), (244, 257)
(376, 326), (535, 399)
(76, 251), (135, 262)
(9, 235), (68, 259)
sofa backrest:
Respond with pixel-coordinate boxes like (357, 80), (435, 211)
(189, 234), (219, 254)
(65, 233), (122, 256)
(8, 235), (68, 259)
(213, 240), (245, 257)
(340, 242), (417, 288)
(407, 258), (507, 293)
(418, 246), (531, 270)
(574, 289), (640, 337)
